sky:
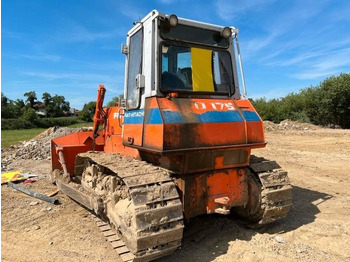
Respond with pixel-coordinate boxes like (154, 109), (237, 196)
(2, 0), (350, 109)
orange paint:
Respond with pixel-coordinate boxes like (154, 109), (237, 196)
(52, 85), (266, 219)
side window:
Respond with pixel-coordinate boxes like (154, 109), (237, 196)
(127, 29), (142, 109)
(212, 51), (234, 93)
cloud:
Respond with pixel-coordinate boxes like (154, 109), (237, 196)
(232, 0), (350, 82)
(326, 2), (350, 22)
(242, 32), (279, 58)
(2, 30), (24, 39)
(158, 0), (177, 4)
(237, 0), (331, 61)
(22, 71), (120, 84)
(61, 25), (121, 42)
(248, 85), (302, 100)
(13, 54), (62, 63)
(263, 33), (350, 80)
(215, 0), (276, 21)
(118, 4), (145, 21)
(267, 49), (329, 67)
(291, 48), (350, 80)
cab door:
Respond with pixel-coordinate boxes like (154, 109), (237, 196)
(123, 28), (144, 147)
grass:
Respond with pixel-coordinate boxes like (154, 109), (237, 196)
(1, 128), (46, 148)
(67, 122), (93, 128)
(1, 122), (93, 148)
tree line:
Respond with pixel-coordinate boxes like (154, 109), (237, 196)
(1, 91), (77, 130)
(1, 90), (123, 128)
(1, 91), (70, 121)
(250, 73), (350, 129)
(2, 73), (349, 129)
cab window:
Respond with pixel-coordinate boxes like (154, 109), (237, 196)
(161, 43), (234, 94)
(126, 29), (142, 109)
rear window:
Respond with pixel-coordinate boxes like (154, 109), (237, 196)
(161, 43), (234, 95)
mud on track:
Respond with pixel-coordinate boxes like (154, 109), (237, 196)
(2, 126), (350, 262)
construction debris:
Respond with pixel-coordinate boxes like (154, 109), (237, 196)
(1, 170), (28, 184)
(47, 189), (60, 197)
(1, 126), (92, 171)
(7, 181), (58, 204)
(264, 120), (319, 131)
(29, 201), (39, 206)
(24, 178), (37, 184)
(275, 235), (286, 244)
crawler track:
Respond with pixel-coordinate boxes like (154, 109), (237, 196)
(55, 151), (291, 260)
(93, 215), (135, 262)
(62, 152), (184, 261)
(249, 155), (293, 226)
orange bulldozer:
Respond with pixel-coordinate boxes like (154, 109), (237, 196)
(51, 10), (292, 262)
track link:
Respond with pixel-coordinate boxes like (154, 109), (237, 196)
(63, 151), (184, 261)
(93, 215), (135, 262)
(249, 155), (293, 226)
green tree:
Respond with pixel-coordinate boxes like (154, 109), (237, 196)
(49, 95), (70, 117)
(316, 73), (350, 128)
(1, 92), (14, 119)
(1, 92), (9, 106)
(42, 93), (70, 117)
(300, 86), (322, 125)
(251, 97), (284, 123)
(24, 91), (37, 108)
(21, 107), (39, 122)
(106, 94), (124, 107)
(252, 73), (350, 128)
(14, 99), (25, 118)
(279, 93), (310, 123)
(42, 92), (52, 106)
(79, 101), (96, 122)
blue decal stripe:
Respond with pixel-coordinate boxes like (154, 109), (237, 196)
(146, 108), (163, 124)
(125, 108), (260, 124)
(161, 110), (244, 124)
(162, 111), (184, 123)
(242, 111), (261, 122)
(197, 111), (243, 123)
(124, 109), (144, 124)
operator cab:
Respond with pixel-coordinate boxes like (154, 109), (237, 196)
(122, 10), (242, 110)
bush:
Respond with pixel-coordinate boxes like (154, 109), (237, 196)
(251, 73), (350, 128)
(35, 117), (79, 128)
(1, 118), (35, 130)
(79, 101), (96, 122)
(21, 108), (40, 122)
(1, 117), (80, 130)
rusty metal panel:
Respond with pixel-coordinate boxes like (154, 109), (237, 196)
(222, 149), (248, 166)
(186, 151), (213, 171)
(177, 168), (248, 219)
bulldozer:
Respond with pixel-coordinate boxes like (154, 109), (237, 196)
(51, 10), (292, 261)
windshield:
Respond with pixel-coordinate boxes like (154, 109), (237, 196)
(161, 43), (234, 94)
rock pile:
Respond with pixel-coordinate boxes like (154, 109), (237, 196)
(264, 120), (319, 131)
(1, 127), (92, 171)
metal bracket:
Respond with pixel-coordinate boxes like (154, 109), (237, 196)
(214, 196), (231, 215)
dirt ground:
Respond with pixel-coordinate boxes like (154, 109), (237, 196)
(2, 127), (350, 262)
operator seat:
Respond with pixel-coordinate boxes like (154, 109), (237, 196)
(162, 71), (185, 90)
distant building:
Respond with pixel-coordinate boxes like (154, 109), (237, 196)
(69, 107), (80, 116)
(33, 102), (47, 117)
(32, 102), (79, 117)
